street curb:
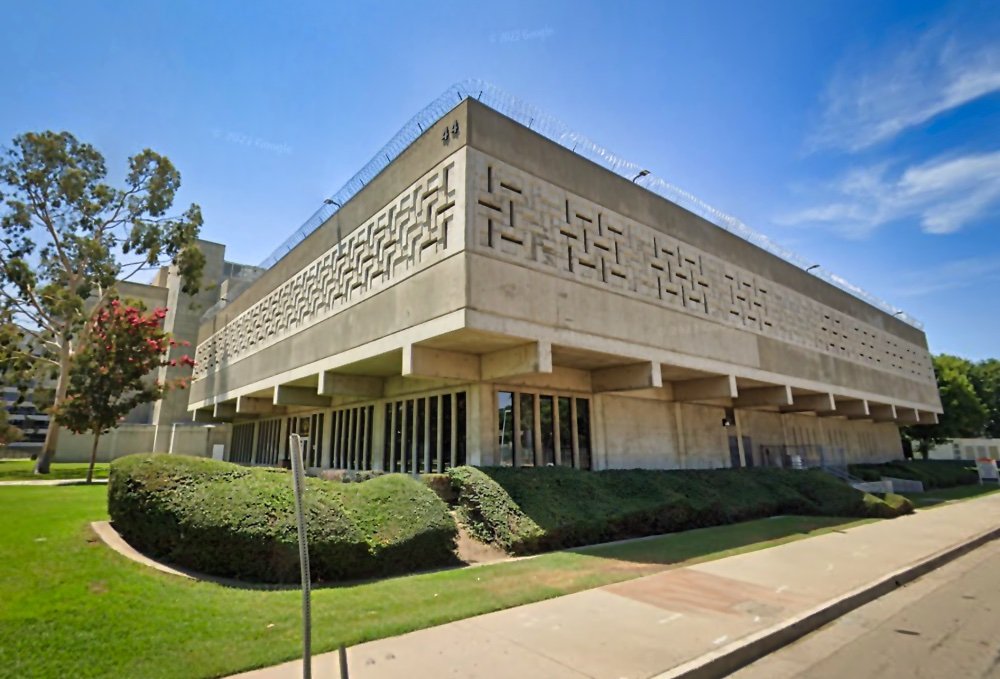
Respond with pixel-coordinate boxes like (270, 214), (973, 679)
(654, 523), (1000, 679)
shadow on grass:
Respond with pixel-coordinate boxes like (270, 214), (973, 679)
(563, 515), (866, 567)
(102, 513), (865, 591)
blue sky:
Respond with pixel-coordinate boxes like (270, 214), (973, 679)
(2, 0), (998, 359)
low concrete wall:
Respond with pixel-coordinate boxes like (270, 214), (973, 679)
(167, 424), (229, 458)
(54, 425), (156, 462)
(50, 424), (228, 463)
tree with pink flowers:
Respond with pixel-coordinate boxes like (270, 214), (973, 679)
(53, 298), (194, 483)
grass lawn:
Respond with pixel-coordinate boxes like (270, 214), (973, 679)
(0, 485), (866, 679)
(0, 460), (110, 481)
(904, 483), (1000, 508)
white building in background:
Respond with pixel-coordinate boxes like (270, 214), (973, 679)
(927, 438), (1000, 461)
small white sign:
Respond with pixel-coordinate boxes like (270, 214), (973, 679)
(211, 444), (225, 461)
(976, 458), (999, 483)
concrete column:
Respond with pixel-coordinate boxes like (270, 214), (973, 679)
(321, 410), (333, 469)
(592, 394), (608, 471)
(673, 402), (687, 469)
(250, 421), (260, 465)
(733, 410), (747, 468)
(371, 403), (386, 472)
(532, 393), (542, 467)
(468, 384), (491, 467)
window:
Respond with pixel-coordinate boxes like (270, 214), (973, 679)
(382, 390), (468, 473)
(539, 395), (555, 465)
(558, 396), (573, 466)
(518, 392), (535, 466)
(255, 419), (282, 466)
(331, 404), (374, 470)
(576, 398), (592, 470)
(231, 422), (255, 464)
(497, 390), (592, 470)
(498, 391), (514, 466)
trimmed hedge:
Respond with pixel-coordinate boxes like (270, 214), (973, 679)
(849, 460), (978, 489)
(108, 454), (457, 583)
(447, 465), (912, 555)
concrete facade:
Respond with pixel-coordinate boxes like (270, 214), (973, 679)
(188, 100), (942, 472)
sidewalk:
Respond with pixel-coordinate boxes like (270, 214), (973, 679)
(232, 493), (1000, 679)
(0, 478), (108, 486)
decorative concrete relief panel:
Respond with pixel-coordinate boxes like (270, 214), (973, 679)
(193, 151), (464, 380)
(468, 149), (935, 385)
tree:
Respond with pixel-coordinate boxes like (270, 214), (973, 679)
(969, 359), (1000, 439)
(0, 131), (204, 473)
(53, 298), (194, 483)
(0, 407), (23, 448)
(905, 354), (987, 458)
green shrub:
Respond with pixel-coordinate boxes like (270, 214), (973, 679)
(447, 465), (904, 555)
(108, 454), (457, 583)
(863, 492), (914, 518)
(849, 460), (978, 489)
(446, 466), (542, 552)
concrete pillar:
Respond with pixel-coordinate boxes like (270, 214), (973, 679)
(371, 402), (386, 472)
(673, 402), (687, 469)
(468, 384), (491, 467)
(733, 409), (747, 468)
(321, 410), (333, 469)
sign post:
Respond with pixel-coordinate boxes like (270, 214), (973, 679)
(288, 434), (312, 679)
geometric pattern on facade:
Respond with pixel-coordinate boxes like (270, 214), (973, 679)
(469, 150), (935, 385)
(193, 154), (461, 379)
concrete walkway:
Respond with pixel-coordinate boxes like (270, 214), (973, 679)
(231, 493), (1000, 679)
(0, 478), (108, 486)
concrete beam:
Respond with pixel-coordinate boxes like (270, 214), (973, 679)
(213, 402), (236, 420)
(868, 403), (897, 423)
(273, 385), (331, 408)
(592, 361), (663, 393)
(481, 341), (553, 380)
(894, 408), (919, 425)
(672, 375), (738, 402)
(236, 396), (286, 416)
(817, 399), (868, 418)
(917, 410), (939, 425)
(734, 385), (793, 408)
(841, 400), (871, 419)
(192, 408), (219, 424)
(780, 393), (836, 414)
(318, 372), (384, 398)
(402, 345), (479, 381)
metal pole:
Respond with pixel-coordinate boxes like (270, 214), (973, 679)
(289, 434), (312, 679)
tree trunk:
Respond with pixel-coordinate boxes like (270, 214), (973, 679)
(86, 433), (101, 484)
(34, 341), (71, 475)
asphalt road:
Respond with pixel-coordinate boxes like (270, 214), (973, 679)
(733, 538), (1000, 679)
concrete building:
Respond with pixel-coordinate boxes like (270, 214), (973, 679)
(1, 240), (261, 460)
(927, 438), (1000, 461)
(188, 96), (942, 472)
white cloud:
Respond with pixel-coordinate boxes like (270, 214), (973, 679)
(776, 150), (1000, 238)
(890, 255), (1000, 297)
(809, 24), (1000, 153)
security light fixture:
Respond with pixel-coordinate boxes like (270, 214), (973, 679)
(323, 199), (341, 208)
(806, 264), (820, 272)
(632, 169), (650, 182)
